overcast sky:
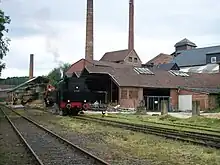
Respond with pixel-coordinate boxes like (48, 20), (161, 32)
(1, 0), (220, 78)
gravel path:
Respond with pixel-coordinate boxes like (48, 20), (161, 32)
(0, 111), (37, 165)
(10, 115), (101, 165)
(21, 109), (151, 165)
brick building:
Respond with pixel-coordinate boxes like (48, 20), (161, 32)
(66, 54), (220, 111)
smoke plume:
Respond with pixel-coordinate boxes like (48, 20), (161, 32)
(33, 8), (64, 78)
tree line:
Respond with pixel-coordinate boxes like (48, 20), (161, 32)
(0, 63), (71, 86)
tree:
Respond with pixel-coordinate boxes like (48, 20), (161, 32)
(47, 63), (71, 87)
(0, 9), (11, 75)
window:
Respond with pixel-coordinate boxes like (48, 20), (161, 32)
(169, 70), (189, 77)
(211, 57), (217, 63)
(134, 67), (154, 75)
(121, 89), (128, 99)
(128, 57), (132, 62)
(129, 89), (138, 99)
(134, 57), (138, 63)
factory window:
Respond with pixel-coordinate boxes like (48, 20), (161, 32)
(129, 89), (138, 99)
(134, 57), (138, 63)
(121, 89), (128, 99)
(128, 57), (132, 62)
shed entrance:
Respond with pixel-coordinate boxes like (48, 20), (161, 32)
(143, 88), (171, 112)
(84, 73), (119, 104)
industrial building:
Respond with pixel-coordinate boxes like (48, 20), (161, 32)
(65, 0), (220, 112)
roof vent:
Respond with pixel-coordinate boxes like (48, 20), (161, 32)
(174, 38), (197, 52)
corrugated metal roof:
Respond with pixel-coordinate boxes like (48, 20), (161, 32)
(8, 76), (49, 92)
(180, 64), (219, 73)
(172, 45), (220, 67)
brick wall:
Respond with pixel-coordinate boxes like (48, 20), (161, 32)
(119, 87), (143, 109)
(179, 90), (208, 110)
(170, 89), (217, 111)
(208, 95), (218, 110)
(170, 89), (178, 111)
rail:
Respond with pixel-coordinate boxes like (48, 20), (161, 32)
(0, 106), (109, 165)
(76, 115), (220, 149)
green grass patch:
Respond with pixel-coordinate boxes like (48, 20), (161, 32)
(52, 115), (220, 165)
(88, 113), (220, 128)
(19, 109), (220, 165)
(86, 113), (220, 135)
(206, 108), (220, 113)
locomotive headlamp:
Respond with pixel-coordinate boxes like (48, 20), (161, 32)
(67, 100), (70, 102)
(75, 86), (79, 89)
(84, 100), (86, 103)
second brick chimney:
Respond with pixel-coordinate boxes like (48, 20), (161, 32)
(29, 54), (34, 79)
(85, 0), (94, 61)
(128, 0), (134, 51)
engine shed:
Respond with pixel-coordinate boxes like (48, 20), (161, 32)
(75, 69), (119, 105)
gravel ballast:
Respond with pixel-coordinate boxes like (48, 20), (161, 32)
(0, 111), (38, 165)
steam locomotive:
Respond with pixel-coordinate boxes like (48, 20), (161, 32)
(44, 76), (106, 116)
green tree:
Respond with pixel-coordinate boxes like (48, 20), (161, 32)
(0, 9), (11, 75)
(47, 63), (71, 87)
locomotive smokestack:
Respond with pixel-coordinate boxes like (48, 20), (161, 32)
(85, 0), (94, 61)
(29, 54), (34, 79)
(128, 0), (134, 51)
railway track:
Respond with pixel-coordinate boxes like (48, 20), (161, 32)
(0, 107), (109, 165)
(103, 115), (220, 134)
(76, 115), (220, 149)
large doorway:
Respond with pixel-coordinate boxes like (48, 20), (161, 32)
(143, 88), (170, 112)
(84, 73), (119, 104)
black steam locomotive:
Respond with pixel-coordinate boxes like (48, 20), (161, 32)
(44, 76), (106, 116)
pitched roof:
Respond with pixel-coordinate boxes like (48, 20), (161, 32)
(83, 64), (220, 89)
(66, 58), (132, 77)
(172, 45), (220, 67)
(174, 38), (197, 47)
(154, 63), (180, 71)
(100, 49), (130, 62)
(146, 53), (173, 65)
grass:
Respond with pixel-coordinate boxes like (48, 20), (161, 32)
(87, 113), (220, 129)
(18, 109), (220, 165)
(205, 108), (220, 113)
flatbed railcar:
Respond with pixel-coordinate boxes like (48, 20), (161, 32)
(44, 76), (106, 116)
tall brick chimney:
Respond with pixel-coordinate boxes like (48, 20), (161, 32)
(29, 54), (34, 79)
(128, 0), (134, 51)
(85, 0), (94, 61)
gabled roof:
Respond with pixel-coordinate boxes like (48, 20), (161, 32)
(146, 53), (173, 65)
(155, 63), (180, 71)
(174, 38), (197, 47)
(172, 45), (220, 67)
(100, 49), (131, 62)
(82, 64), (220, 89)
